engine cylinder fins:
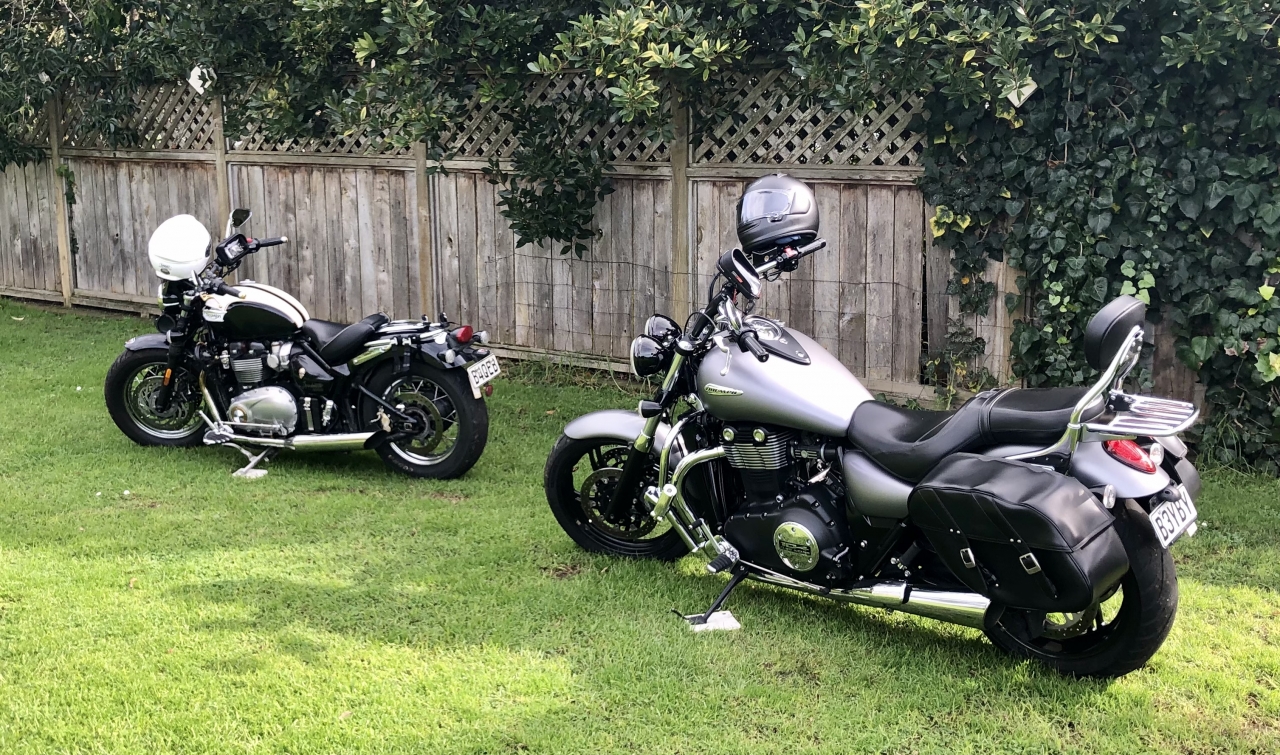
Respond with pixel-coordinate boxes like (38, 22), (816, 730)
(722, 425), (794, 470)
(232, 357), (264, 385)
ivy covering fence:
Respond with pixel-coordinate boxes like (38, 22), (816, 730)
(3, 1), (1278, 470)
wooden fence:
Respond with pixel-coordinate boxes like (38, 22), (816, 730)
(5, 74), (1195, 402)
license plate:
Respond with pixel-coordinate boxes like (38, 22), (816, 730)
(1150, 485), (1197, 548)
(466, 354), (500, 398)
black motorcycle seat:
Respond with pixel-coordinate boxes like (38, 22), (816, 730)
(301, 313), (389, 365)
(846, 387), (1104, 483)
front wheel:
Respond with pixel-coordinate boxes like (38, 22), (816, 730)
(360, 360), (488, 478)
(104, 347), (205, 447)
(985, 500), (1178, 678)
(543, 434), (688, 560)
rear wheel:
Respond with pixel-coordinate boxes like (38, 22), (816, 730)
(985, 500), (1178, 678)
(544, 434), (687, 560)
(104, 347), (205, 447)
(360, 361), (488, 479)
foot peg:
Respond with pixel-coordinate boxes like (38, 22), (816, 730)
(706, 552), (738, 574)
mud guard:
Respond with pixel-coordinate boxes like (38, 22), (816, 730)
(123, 333), (170, 351)
(564, 409), (672, 452)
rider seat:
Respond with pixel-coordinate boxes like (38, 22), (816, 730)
(301, 313), (389, 365)
(846, 388), (1105, 482)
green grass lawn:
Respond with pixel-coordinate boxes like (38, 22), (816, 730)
(0, 299), (1277, 754)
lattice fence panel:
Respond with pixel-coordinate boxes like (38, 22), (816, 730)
(16, 107), (49, 146)
(692, 72), (925, 166)
(61, 83), (217, 151)
(440, 73), (670, 163)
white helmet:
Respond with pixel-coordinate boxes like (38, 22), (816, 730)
(148, 214), (212, 281)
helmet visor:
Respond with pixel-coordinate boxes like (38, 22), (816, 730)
(740, 189), (795, 221)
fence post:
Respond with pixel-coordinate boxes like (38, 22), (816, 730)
(211, 95), (232, 230)
(46, 95), (73, 306)
(413, 142), (436, 316)
(670, 93), (691, 316)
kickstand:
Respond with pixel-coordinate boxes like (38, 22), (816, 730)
(680, 565), (749, 631)
(226, 443), (275, 479)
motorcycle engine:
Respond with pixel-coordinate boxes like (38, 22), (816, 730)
(226, 386), (298, 436)
(723, 481), (856, 584)
(218, 341), (300, 436)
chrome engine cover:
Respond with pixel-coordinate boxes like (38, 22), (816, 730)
(226, 386), (298, 436)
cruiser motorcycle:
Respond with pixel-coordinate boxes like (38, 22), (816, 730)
(545, 175), (1200, 678)
(105, 209), (498, 478)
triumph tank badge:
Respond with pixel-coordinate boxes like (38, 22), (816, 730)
(704, 383), (743, 397)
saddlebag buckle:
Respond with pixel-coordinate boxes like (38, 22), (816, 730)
(959, 548), (976, 569)
(1019, 552), (1043, 575)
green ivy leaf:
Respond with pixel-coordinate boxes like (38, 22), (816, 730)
(1120, 280), (1137, 296)
(1261, 285), (1276, 301)
(1087, 211), (1112, 236)
(1206, 181), (1230, 209)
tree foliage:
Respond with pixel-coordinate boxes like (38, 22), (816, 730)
(3, 1), (1278, 468)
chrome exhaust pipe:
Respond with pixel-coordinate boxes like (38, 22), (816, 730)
(753, 573), (990, 630)
(204, 430), (377, 452)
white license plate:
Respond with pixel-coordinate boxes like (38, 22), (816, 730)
(466, 354), (501, 398)
(1150, 485), (1197, 548)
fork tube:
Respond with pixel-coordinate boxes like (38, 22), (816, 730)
(603, 352), (686, 521)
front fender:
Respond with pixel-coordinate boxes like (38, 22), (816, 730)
(564, 409), (671, 452)
(123, 333), (169, 351)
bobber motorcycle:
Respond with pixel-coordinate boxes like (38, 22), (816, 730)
(544, 174), (1200, 677)
(105, 209), (498, 478)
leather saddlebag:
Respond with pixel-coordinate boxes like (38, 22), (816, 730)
(908, 454), (1129, 612)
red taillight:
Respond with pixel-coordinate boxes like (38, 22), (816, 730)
(452, 325), (474, 344)
(1104, 439), (1157, 473)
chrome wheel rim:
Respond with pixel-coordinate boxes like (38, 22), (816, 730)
(384, 376), (459, 464)
(122, 363), (202, 438)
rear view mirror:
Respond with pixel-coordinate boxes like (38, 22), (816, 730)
(230, 208), (252, 228)
(717, 248), (761, 299)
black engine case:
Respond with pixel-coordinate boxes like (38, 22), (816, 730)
(723, 482), (856, 584)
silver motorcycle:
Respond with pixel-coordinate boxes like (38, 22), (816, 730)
(545, 240), (1200, 678)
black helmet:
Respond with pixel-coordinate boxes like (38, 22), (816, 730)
(736, 174), (819, 255)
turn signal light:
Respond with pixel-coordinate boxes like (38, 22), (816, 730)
(452, 325), (474, 344)
(1104, 439), (1157, 474)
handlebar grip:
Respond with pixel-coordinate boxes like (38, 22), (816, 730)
(255, 236), (288, 248)
(739, 329), (769, 362)
(215, 281), (246, 299)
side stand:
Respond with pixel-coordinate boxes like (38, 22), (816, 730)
(680, 565), (749, 632)
(227, 443), (275, 479)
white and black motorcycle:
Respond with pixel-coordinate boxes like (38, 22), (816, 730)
(105, 209), (500, 478)
(545, 175), (1200, 677)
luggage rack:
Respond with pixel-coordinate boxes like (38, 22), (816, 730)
(1085, 394), (1199, 438)
(1008, 325), (1198, 462)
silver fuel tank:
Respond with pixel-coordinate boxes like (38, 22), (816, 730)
(696, 317), (873, 437)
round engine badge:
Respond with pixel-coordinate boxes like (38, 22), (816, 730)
(772, 522), (820, 571)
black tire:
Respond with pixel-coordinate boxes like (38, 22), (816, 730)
(104, 347), (205, 447)
(360, 360), (488, 479)
(543, 434), (688, 560)
(985, 500), (1178, 678)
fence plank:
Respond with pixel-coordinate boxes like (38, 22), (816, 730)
(892, 186), (923, 383)
(339, 169), (361, 321)
(865, 186), (896, 381)
(838, 184), (868, 375)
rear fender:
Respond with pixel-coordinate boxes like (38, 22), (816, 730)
(564, 409), (671, 453)
(984, 442), (1171, 499)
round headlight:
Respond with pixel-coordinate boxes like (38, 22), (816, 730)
(644, 314), (682, 343)
(630, 335), (668, 377)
